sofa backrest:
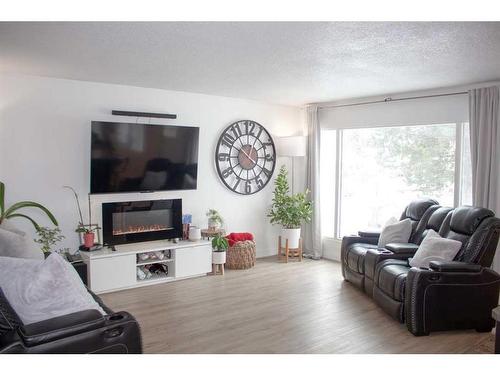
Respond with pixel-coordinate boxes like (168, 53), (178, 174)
(412, 206), (454, 244)
(399, 198), (439, 242)
(438, 206), (500, 267)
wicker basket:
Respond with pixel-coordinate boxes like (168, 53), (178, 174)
(226, 240), (256, 270)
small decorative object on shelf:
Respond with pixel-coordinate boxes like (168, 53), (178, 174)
(189, 226), (202, 241)
(206, 209), (223, 230)
(34, 226), (65, 257)
(182, 214), (192, 240)
(211, 233), (229, 275)
(268, 165), (312, 256)
(64, 185), (101, 248)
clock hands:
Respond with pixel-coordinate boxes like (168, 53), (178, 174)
(240, 146), (257, 164)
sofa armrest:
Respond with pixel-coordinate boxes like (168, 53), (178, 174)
(385, 243), (419, 254)
(428, 261), (481, 273)
(358, 230), (381, 239)
(20, 309), (105, 347)
(405, 267), (500, 336)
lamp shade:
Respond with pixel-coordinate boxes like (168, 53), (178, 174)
(276, 136), (307, 157)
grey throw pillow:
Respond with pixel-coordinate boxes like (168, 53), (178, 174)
(378, 218), (412, 248)
(0, 222), (43, 260)
(409, 229), (462, 268)
(0, 254), (105, 324)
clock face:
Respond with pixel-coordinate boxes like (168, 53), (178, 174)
(215, 120), (276, 195)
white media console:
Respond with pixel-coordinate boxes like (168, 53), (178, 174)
(80, 239), (212, 294)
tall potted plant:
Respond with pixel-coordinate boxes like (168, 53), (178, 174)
(0, 181), (58, 230)
(268, 166), (313, 248)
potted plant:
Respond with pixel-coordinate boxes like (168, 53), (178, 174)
(34, 226), (65, 257)
(211, 233), (229, 265)
(268, 165), (313, 248)
(64, 186), (100, 248)
(206, 209), (223, 230)
(0, 181), (58, 230)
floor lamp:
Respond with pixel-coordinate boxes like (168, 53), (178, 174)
(276, 136), (307, 194)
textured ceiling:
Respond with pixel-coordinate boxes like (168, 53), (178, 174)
(1, 22), (500, 106)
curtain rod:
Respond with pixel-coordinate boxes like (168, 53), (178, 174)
(318, 91), (468, 109)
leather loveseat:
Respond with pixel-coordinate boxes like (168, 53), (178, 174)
(341, 202), (500, 336)
(341, 198), (438, 293)
(0, 288), (142, 354)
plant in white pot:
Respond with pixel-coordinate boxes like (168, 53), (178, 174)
(206, 209), (223, 230)
(211, 233), (229, 265)
(268, 165), (313, 248)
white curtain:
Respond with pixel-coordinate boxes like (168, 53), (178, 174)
(469, 86), (500, 272)
(304, 105), (322, 259)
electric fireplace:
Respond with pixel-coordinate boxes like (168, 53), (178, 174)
(102, 199), (182, 246)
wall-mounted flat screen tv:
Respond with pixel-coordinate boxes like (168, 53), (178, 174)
(91, 121), (199, 194)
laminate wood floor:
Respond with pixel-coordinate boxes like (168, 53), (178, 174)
(100, 257), (494, 353)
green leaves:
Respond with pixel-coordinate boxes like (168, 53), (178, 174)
(268, 166), (313, 229)
(212, 234), (229, 252)
(0, 181), (58, 231)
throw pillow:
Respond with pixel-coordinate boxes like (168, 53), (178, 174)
(409, 229), (462, 268)
(0, 223), (43, 260)
(0, 254), (105, 325)
(378, 218), (412, 248)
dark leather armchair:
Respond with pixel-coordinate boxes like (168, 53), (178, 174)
(341, 198), (438, 293)
(0, 288), (142, 354)
(370, 206), (500, 335)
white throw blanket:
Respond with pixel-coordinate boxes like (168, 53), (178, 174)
(0, 253), (105, 324)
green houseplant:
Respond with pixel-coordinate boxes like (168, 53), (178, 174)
(206, 209), (224, 230)
(268, 166), (313, 248)
(64, 185), (100, 247)
(35, 226), (65, 255)
(0, 181), (58, 230)
(211, 233), (229, 266)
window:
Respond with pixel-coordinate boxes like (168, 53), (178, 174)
(321, 123), (472, 238)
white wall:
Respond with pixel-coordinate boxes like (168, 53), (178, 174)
(0, 73), (304, 258)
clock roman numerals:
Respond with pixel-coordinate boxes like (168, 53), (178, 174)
(216, 120), (276, 195)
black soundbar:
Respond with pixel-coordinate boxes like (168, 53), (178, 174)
(111, 110), (177, 119)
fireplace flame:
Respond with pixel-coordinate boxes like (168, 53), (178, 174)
(113, 224), (171, 236)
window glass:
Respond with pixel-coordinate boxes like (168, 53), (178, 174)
(338, 124), (456, 237)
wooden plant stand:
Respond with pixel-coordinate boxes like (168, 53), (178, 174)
(212, 263), (225, 275)
(278, 236), (303, 263)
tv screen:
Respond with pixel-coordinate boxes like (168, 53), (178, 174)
(91, 121), (199, 194)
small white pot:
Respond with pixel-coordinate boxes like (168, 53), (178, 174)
(212, 251), (226, 264)
(281, 227), (301, 249)
(189, 226), (201, 241)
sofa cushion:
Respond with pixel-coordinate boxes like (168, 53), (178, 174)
(375, 259), (410, 302)
(346, 243), (379, 274)
(378, 218), (412, 248)
(450, 206), (494, 235)
(0, 254), (105, 325)
(405, 198), (439, 221)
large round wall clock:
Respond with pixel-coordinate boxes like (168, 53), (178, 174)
(215, 120), (276, 195)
